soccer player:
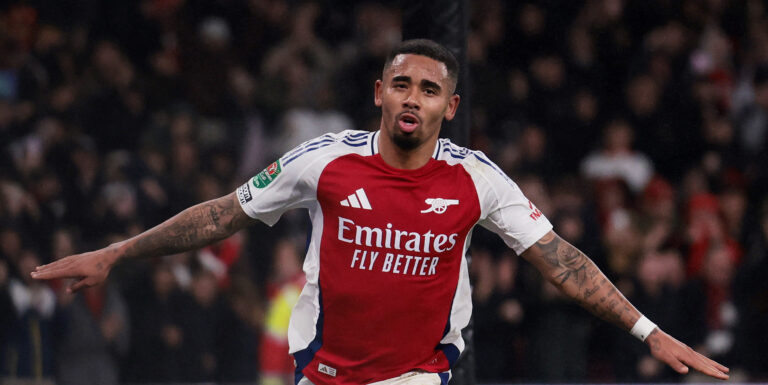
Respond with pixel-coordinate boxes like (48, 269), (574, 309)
(32, 39), (729, 385)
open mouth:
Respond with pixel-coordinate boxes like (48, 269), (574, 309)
(397, 112), (421, 133)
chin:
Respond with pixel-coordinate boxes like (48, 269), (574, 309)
(392, 130), (421, 150)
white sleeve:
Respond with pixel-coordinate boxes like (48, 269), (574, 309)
(466, 152), (553, 255)
(235, 135), (334, 225)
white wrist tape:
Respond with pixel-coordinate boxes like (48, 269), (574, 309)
(630, 315), (658, 341)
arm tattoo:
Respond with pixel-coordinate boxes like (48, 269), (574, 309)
(123, 193), (253, 259)
(524, 233), (641, 331)
(209, 205), (221, 229)
(555, 247), (588, 286)
(532, 234), (591, 288)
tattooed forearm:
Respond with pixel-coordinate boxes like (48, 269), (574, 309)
(522, 231), (641, 331)
(209, 204), (221, 229)
(555, 260), (588, 286)
(583, 278), (606, 300)
(530, 233), (592, 288)
(121, 192), (253, 259)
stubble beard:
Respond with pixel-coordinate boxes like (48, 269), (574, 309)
(391, 124), (421, 151)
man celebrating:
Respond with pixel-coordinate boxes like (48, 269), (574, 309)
(32, 39), (729, 385)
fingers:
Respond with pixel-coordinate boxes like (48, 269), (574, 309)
(688, 361), (729, 380)
(34, 256), (75, 271)
(30, 255), (82, 279)
(31, 262), (79, 279)
(68, 278), (90, 293)
(666, 343), (729, 380)
(682, 352), (729, 380)
(652, 329), (730, 380)
(31, 264), (74, 278)
(666, 356), (689, 375)
(704, 356), (730, 373)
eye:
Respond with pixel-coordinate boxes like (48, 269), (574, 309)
(425, 88), (437, 95)
(394, 83), (407, 89)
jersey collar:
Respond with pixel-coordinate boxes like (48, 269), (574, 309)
(370, 130), (442, 160)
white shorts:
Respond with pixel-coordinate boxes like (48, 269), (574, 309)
(297, 370), (442, 385)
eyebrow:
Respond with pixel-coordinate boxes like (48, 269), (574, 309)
(392, 75), (411, 84)
(421, 79), (442, 92)
(391, 76), (443, 92)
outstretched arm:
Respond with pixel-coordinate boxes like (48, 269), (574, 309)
(521, 230), (729, 380)
(31, 192), (255, 292)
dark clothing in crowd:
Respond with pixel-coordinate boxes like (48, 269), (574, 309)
(55, 285), (128, 385)
(0, 0), (766, 383)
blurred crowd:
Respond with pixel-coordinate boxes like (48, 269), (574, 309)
(0, 0), (767, 384)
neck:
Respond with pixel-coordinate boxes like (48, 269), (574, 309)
(377, 129), (438, 170)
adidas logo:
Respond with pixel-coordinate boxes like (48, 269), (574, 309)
(318, 363), (337, 377)
(340, 188), (372, 210)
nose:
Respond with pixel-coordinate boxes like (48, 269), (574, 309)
(402, 90), (420, 110)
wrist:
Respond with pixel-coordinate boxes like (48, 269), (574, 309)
(107, 241), (128, 264)
(631, 315), (658, 342)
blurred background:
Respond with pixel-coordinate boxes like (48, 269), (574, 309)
(1, 0), (767, 384)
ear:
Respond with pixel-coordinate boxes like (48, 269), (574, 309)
(374, 79), (383, 107)
(443, 94), (461, 121)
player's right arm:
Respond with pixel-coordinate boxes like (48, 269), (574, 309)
(31, 192), (255, 292)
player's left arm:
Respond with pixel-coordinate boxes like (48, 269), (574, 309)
(521, 230), (730, 380)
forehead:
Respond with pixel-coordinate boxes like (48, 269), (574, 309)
(385, 54), (450, 84)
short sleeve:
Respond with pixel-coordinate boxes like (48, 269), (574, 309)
(466, 153), (553, 255)
(235, 140), (327, 225)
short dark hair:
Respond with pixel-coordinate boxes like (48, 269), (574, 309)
(383, 39), (459, 87)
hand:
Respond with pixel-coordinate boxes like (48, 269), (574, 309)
(646, 328), (729, 380)
(30, 244), (122, 293)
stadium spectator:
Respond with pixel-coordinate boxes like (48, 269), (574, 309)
(177, 269), (223, 382)
(470, 250), (505, 381)
(0, 0), (764, 382)
(581, 119), (654, 194)
(685, 193), (742, 276)
(610, 249), (687, 382)
(259, 238), (305, 385)
(733, 200), (768, 378)
(54, 283), (129, 385)
(216, 277), (262, 383)
(0, 254), (11, 371)
(0, 250), (57, 382)
(122, 261), (188, 382)
(679, 243), (741, 371)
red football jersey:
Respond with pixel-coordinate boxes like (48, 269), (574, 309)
(236, 130), (552, 384)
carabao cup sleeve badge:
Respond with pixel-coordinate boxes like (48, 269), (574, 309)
(252, 160), (283, 188)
